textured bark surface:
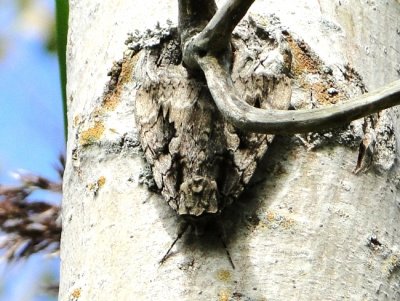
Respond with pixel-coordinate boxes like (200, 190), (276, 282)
(134, 22), (292, 218)
(133, 16), (378, 220)
(60, 1), (400, 300)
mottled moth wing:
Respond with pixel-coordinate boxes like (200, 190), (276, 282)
(134, 24), (291, 219)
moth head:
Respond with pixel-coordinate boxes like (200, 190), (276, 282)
(177, 175), (219, 217)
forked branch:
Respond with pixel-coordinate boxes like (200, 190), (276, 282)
(179, 0), (400, 134)
(194, 0), (256, 53)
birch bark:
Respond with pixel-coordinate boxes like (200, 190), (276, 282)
(60, 1), (400, 300)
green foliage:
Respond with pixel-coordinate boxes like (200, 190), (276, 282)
(55, 0), (69, 140)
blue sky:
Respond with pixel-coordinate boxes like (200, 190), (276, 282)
(0, 0), (62, 300)
(0, 0), (65, 184)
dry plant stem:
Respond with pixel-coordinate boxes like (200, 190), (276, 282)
(180, 0), (255, 69)
(178, 0), (217, 70)
(178, 0), (217, 43)
(195, 0), (256, 53)
(179, 0), (400, 134)
(198, 55), (400, 134)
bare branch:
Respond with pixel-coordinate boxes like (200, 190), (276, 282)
(195, 0), (256, 53)
(180, 0), (254, 69)
(177, 1), (400, 133)
(178, 0), (217, 44)
(198, 55), (400, 134)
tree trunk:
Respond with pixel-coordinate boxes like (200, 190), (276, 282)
(60, 0), (400, 300)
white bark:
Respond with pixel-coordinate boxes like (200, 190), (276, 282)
(60, 0), (400, 300)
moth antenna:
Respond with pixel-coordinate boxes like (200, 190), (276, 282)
(219, 234), (235, 269)
(218, 224), (235, 269)
(159, 222), (190, 265)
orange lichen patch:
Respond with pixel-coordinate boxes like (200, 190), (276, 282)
(86, 176), (106, 195)
(383, 254), (400, 276)
(102, 54), (139, 111)
(283, 33), (348, 106)
(390, 254), (399, 265)
(119, 54), (139, 85)
(265, 210), (295, 229)
(86, 177), (105, 194)
(281, 217), (295, 229)
(71, 288), (81, 299)
(216, 269), (231, 282)
(102, 94), (120, 111)
(73, 115), (81, 127)
(80, 121), (105, 146)
(86, 182), (95, 191)
(266, 211), (276, 222)
(92, 108), (103, 119)
(285, 34), (319, 75)
(310, 82), (343, 105)
(219, 290), (230, 301)
(97, 176), (106, 188)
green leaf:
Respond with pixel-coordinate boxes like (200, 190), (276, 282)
(55, 0), (69, 140)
